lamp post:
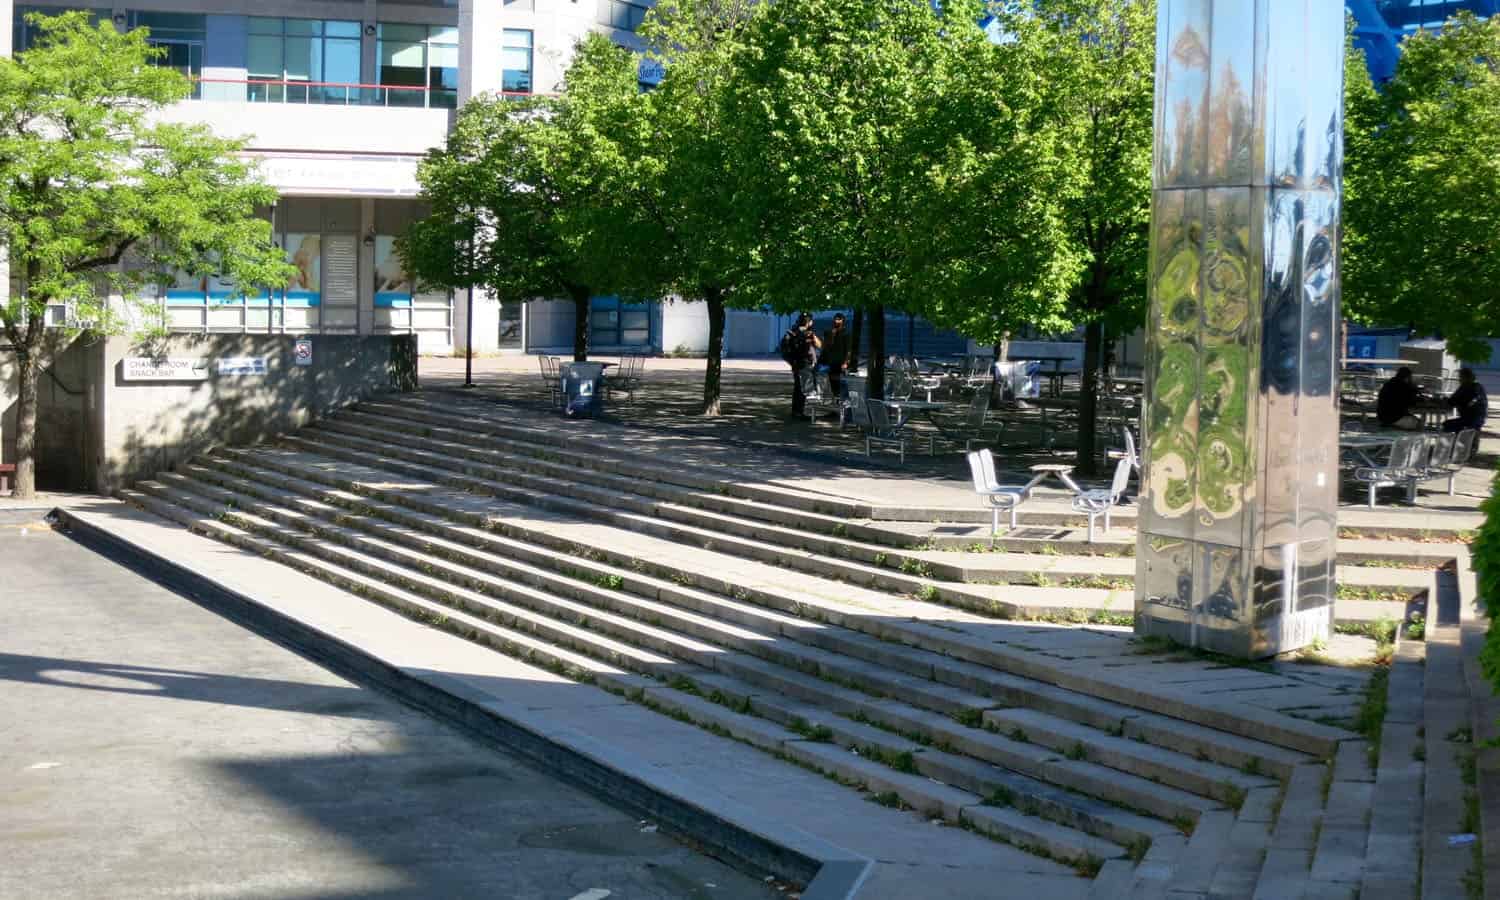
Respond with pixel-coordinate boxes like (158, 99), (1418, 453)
(463, 224), (475, 389)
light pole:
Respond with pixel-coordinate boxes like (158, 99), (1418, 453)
(463, 225), (475, 389)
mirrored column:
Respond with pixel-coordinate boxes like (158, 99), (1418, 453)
(1135, 0), (1343, 659)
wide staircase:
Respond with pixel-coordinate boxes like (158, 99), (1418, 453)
(119, 392), (1405, 898)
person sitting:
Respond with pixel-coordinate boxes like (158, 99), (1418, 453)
(1443, 367), (1488, 433)
(1376, 367), (1423, 430)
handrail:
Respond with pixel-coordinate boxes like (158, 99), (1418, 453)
(191, 77), (538, 107)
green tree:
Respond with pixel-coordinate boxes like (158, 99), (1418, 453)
(401, 83), (619, 363)
(1000, 0), (1155, 473)
(628, 2), (763, 414)
(0, 13), (288, 499)
(1342, 12), (1500, 362)
(725, 0), (1022, 399)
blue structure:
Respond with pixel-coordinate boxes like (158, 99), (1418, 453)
(1348, 0), (1499, 80)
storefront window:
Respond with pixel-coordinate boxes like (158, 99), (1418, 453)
(248, 18), (362, 104)
(502, 28), (532, 94)
(377, 23), (459, 108)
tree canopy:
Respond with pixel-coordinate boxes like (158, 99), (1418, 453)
(0, 12), (288, 498)
(1342, 11), (1500, 362)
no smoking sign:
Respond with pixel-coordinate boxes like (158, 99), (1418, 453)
(294, 339), (313, 367)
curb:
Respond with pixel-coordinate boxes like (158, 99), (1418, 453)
(53, 505), (873, 900)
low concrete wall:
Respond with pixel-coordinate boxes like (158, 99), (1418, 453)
(93, 333), (417, 494)
(3, 332), (415, 494)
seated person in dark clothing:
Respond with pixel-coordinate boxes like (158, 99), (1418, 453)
(1443, 367), (1488, 433)
(1376, 367), (1423, 430)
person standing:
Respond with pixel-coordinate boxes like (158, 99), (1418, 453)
(780, 313), (820, 418)
(1443, 367), (1488, 433)
(819, 312), (852, 397)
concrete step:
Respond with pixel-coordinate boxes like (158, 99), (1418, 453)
(126, 481), (1148, 868)
(295, 424), (995, 607)
(360, 396), (871, 521)
(134, 481), (710, 678)
(197, 446), (1351, 761)
(338, 405), (913, 547)
(147, 465), (1223, 830)
(981, 708), (1276, 805)
(117, 488), (646, 690)
(191, 448), (1312, 783)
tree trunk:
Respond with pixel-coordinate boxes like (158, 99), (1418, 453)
(569, 288), (590, 361)
(12, 346), (38, 499)
(867, 305), (886, 401)
(849, 308), (863, 371)
(1075, 319), (1105, 477)
(702, 288), (726, 416)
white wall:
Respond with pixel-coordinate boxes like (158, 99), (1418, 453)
(660, 299), (709, 354)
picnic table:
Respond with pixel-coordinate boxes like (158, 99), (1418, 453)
(881, 398), (946, 425)
(1340, 432), (1398, 467)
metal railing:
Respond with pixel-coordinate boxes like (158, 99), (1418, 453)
(192, 78), (539, 108)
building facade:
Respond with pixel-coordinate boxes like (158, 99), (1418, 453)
(4, 0), (769, 357)
(1349, 0), (1498, 80)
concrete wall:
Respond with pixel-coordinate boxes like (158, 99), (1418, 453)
(2, 333), (414, 494)
(92, 333), (416, 493)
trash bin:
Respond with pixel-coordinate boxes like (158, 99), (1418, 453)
(560, 361), (606, 417)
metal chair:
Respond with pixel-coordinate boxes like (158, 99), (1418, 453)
(958, 389), (1006, 451)
(846, 388), (871, 430)
(865, 399), (933, 462)
(1352, 434), (1428, 508)
(607, 354), (643, 403)
(1427, 428), (1478, 495)
(1071, 455), (1134, 543)
(902, 355), (944, 401)
(805, 369), (845, 424)
(538, 355), (562, 408)
(966, 448), (1029, 539)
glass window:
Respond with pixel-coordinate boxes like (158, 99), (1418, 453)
(377, 23), (459, 108)
(598, 0), (649, 31)
(128, 11), (205, 96)
(503, 28), (532, 94)
(246, 18), (361, 104)
(13, 7), (110, 53)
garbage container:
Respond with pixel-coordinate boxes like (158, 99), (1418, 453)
(560, 361), (606, 417)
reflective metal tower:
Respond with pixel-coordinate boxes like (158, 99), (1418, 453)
(1135, 1), (1345, 658)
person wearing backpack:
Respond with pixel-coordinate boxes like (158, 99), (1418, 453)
(780, 313), (820, 418)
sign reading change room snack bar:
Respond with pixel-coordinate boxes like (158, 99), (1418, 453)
(121, 357), (210, 382)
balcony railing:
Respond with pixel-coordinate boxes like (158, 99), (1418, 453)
(192, 78), (538, 108)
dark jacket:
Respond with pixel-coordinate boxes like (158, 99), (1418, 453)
(1448, 382), (1489, 429)
(1376, 376), (1420, 426)
(780, 326), (817, 368)
(819, 327), (852, 368)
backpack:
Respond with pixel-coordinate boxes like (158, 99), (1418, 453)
(779, 328), (801, 365)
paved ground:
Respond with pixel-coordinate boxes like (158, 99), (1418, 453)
(0, 509), (779, 900)
(417, 354), (1498, 517)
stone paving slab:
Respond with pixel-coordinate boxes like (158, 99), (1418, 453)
(58, 499), (1085, 899)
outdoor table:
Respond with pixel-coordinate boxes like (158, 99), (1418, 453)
(882, 398), (946, 426)
(1026, 463), (1083, 493)
(1412, 400), (1448, 430)
(1339, 432), (1398, 467)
